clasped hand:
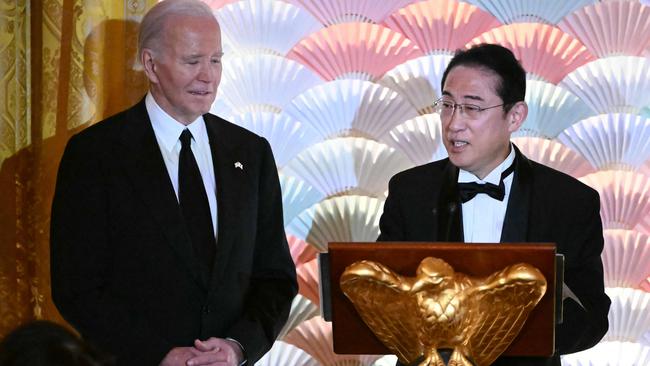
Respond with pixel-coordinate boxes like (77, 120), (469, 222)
(160, 338), (244, 366)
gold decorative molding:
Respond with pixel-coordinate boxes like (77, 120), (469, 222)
(0, 0), (155, 338)
(0, 0), (30, 164)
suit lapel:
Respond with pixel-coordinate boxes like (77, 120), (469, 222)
(435, 160), (464, 242)
(117, 100), (205, 290)
(500, 145), (532, 242)
(204, 115), (245, 289)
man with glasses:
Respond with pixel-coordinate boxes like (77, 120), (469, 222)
(378, 43), (610, 365)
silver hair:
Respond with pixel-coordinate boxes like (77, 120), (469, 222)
(138, 0), (217, 59)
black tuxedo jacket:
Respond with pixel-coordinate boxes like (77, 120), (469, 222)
(51, 99), (297, 365)
(379, 146), (610, 366)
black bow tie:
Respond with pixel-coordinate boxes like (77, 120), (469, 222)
(458, 161), (515, 203)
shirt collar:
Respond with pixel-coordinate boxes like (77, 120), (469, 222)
(458, 144), (516, 185)
(146, 92), (207, 152)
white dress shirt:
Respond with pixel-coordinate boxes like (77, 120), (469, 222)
(457, 145), (583, 306)
(458, 146), (515, 243)
(146, 93), (218, 237)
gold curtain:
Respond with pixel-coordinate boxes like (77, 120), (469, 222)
(0, 0), (155, 337)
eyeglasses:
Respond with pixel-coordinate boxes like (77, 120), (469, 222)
(433, 98), (505, 120)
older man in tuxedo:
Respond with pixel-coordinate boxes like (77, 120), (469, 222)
(379, 44), (610, 366)
(50, 1), (297, 365)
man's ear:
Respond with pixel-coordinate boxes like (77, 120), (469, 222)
(507, 101), (528, 133)
(141, 49), (158, 84)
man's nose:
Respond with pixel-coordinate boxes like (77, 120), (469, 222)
(446, 107), (465, 131)
(197, 62), (216, 82)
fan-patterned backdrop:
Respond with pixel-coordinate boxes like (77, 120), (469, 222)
(200, 0), (650, 365)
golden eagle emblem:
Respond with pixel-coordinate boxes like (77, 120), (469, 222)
(340, 257), (547, 366)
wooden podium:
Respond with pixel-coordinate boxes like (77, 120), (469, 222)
(320, 242), (559, 357)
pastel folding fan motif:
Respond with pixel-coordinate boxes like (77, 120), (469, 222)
(602, 230), (650, 289)
(579, 171), (650, 232)
(517, 79), (595, 138)
(560, 56), (650, 114)
(209, 96), (234, 120)
(282, 137), (413, 198)
(296, 259), (320, 306)
(603, 288), (650, 343)
(280, 174), (325, 227)
(468, 22), (595, 84)
(284, 316), (382, 366)
(380, 114), (448, 167)
(557, 113), (650, 172)
(230, 110), (320, 167)
(276, 295), (319, 341)
(463, 0), (595, 24)
(284, 79), (418, 140)
(560, 341), (650, 366)
(218, 54), (323, 113)
(285, 195), (384, 252)
(202, 0), (239, 10)
(382, 0), (500, 54)
(287, 22), (423, 81)
(559, 1), (650, 58)
(215, 0), (322, 56)
(287, 234), (318, 267)
(378, 54), (453, 114)
(285, 0), (415, 25)
(255, 341), (319, 366)
(511, 137), (595, 178)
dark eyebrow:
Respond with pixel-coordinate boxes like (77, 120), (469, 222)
(442, 91), (485, 102)
(464, 95), (484, 102)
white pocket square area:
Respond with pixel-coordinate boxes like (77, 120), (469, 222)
(234, 162), (244, 170)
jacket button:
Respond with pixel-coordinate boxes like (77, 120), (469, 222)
(202, 306), (211, 314)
